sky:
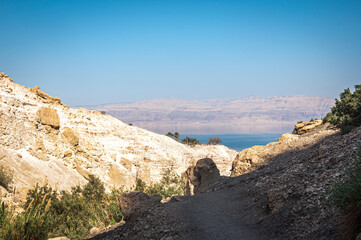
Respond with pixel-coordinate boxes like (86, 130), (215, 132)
(0, 0), (360, 106)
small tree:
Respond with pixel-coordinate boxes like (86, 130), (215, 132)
(207, 137), (222, 145)
(323, 84), (361, 133)
(181, 137), (200, 146)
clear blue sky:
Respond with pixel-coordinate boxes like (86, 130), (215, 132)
(0, 0), (360, 106)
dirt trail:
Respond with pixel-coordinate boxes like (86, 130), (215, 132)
(90, 176), (270, 240)
(91, 175), (272, 240)
(173, 183), (269, 240)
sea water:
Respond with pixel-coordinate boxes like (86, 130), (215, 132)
(179, 134), (282, 151)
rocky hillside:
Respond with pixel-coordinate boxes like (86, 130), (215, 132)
(88, 96), (334, 134)
(91, 124), (361, 239)
(0, 73), (236, 201)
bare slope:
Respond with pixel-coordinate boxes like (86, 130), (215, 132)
(0, 74), (236, 201)
(89, 96), (334, 134)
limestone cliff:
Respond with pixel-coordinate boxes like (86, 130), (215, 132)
(0, 73), (236, 201)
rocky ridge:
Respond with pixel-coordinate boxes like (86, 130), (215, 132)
(0, 73), (237, 202)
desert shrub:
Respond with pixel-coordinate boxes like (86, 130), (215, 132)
(135, 169), (185, 199)
(15, 175), (123, 240)
(328, 151), (361, 239)
(323, 84), (361, 134)
(207, 137), (222, 145)
(0, 165), (13, 190)
(165, 132), (180, 142)
(181, 136), (200, 146)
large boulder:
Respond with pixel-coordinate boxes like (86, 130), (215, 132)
(183, 158), (220, 195)
(61, 127), (79, 146)
(36, 107), (60, 129)
(293, 120), (323, 135)
(118, 192), (162, 220)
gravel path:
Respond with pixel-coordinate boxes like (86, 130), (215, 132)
(174, 186), (269, 240)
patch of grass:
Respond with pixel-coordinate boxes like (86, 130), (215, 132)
(0, 184), (52, 240)
(135, 169), (185, 199)
(328, 151), (361, 239)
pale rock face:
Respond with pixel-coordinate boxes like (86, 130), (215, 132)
(0, 74), (237, 201)
(293, 120), (323, 135)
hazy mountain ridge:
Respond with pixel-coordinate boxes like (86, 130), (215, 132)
(88, 96), (335, 134)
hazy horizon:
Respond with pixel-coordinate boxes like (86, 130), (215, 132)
(89, 95), (334, 134)
(77, 94), (334, 108)
(1, 1), (360, 106)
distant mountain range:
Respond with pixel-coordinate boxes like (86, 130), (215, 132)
(86, 96), (335, 134)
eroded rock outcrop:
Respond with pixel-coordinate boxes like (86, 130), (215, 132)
(183, 158), (220, 195)
(61, 127), (79, 146)
(0, 72), (12, 82)
(36, 107), (60, 129)
(293, 120), (323, 135)
(31, 86), (61, 104)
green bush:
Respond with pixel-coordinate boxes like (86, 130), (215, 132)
(181, 136), (200, 146)
(207, 137), (222, 145)
(323, 84), (361, 134)
(328, 151), (361, 239)
(0, 165), (13, 190)
(2, 175), (123, 240)
(135, 169), (185, 199)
